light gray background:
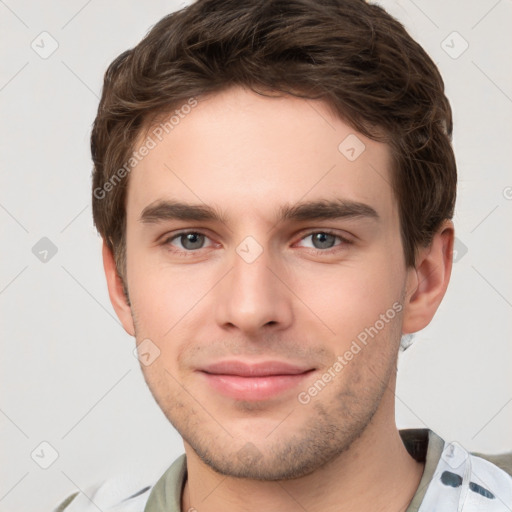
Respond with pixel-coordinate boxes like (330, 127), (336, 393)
(1, 1), (511, 510)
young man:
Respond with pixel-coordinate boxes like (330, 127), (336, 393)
(55, 0), (512, 510)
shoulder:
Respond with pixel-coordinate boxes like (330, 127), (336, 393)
(472, 450), (512, 478)
(52, 455), (187, 512)
(53, 491), (79, 512)
(52, 473), (153, 512)
(419, 441), (512, 510)
(52, 454), (187, 512)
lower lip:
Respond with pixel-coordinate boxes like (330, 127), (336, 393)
(200, 371), (313, 401)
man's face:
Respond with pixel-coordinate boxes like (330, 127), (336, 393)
(123, 86), (411, 479)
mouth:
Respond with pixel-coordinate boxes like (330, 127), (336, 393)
(197, 360), (316, 401)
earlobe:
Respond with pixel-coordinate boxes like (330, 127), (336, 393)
(402, 220), (454, 335)
(101, 240), (135, 337)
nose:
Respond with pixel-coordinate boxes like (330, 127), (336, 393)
(214, 240), (294, 336)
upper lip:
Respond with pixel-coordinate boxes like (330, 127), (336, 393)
(200, 360), (314, 377)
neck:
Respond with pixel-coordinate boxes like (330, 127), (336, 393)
(181, 386), (424, 512)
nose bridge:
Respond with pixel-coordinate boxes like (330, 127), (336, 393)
(214, 234), (293, 333)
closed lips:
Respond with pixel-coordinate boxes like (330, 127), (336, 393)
(199, 360), (315, 377)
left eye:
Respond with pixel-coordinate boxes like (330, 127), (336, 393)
(296, 232), (344, 251)
(165, 232), (212, 251)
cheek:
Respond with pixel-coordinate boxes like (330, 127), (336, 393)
(127, 253), (216, 376)
(127, 247), (202, 332)
(293, 257), (405, 342)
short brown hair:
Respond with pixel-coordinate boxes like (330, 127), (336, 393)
(91, 0), (456, 287)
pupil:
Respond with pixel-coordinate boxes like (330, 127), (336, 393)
(183, 233), (203, 249)
(314, 233), (334, 249)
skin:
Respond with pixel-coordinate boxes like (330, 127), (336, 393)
(103, 85), (454, 512)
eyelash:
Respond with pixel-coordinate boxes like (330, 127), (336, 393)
(161, 230), (352, 257)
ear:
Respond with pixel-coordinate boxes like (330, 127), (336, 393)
(402, 220), (454, 334)
(102, 239), (135, 336)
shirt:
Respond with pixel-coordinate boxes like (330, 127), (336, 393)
(54, 428), (512, 512)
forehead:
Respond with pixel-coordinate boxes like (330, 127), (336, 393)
(126, 86), (396, 228)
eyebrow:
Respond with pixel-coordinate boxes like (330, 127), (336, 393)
(139, 198), (379, 225)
